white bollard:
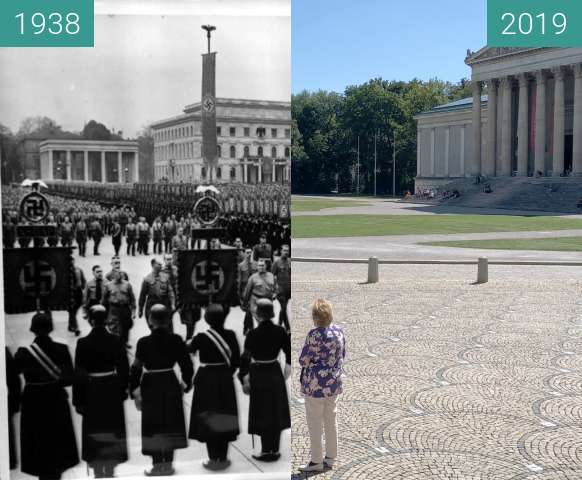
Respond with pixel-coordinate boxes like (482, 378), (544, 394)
(368, 257), (379, 283)
(477, 257), (489, 284)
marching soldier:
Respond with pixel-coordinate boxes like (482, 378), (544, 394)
(163, 216), (175, 253)
(130, 305), (193, 476)
(111, 219), (122, 256)
(73, 305), (129, 479)
(14, 312), (80, 479)
(102, 269), (136, 348)
(90, 217), (103, 256)
(253, 232), (273, 269)
(126, 217), (137, 256)
(75, 216), (88, 257)
(137, 216), (150, 255)
(239, 299), (291, 462)
(84, 265), (106, 318)
(171, 226), (188, 252)
(68, 258), (86, 336)
(138, 258), (176, 331)
(238, 248), (256, 335)
(105, 256), (129, 282)
(243, 258), (276, 332)
(152, 217), (163, 255)
(272, 244), (291, 333)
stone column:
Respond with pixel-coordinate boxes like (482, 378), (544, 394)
(48, 150), (54, 180)
(133, 152), (139, 182)
(573, 64), (582, 175)
(486, 79), (498, 176)
(460, 126), (466, 176)
(500, 77), (513, 176)
(83, 151), (89, 181)
(535, 71), (547, 175)
(117, 151), (123, 183)
(258, 161), (263, 184)
(471, 81), (482, 175)
(552, 68), (566, 176)
(101, 151), (106, 183)
(430, 128), (435, 176)
(272, 162), (276, 182)
(244, 163), (248, 183)
(66, 150), (72, 180)
(444, 127), (450, 177)
(517, 74), (529, 176)
(417, 130), (421, 177)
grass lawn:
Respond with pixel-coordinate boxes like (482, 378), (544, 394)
(292, 214), (582, 238)
(291, 197), (372, 212)
(420, 237), (582, 252)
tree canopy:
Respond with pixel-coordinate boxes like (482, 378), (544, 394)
(292, 77), (473, 195)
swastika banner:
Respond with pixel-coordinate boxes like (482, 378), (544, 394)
(3, 247), (73, 313)
(177, 249), (237, 307)
(201, 52), (218, 167)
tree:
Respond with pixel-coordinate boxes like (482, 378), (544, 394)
(0, 123), (21, 184)
(82, 120), (121, 141)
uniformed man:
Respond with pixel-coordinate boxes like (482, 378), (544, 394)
(46, 214), (59, 247)
(171, 227), (188, 252)
(272, 244), (291, 333)
(253, 232), (273, 269)
(238, 248), (257, 334)
(163, 216), (175, 253)
(243, 258), (276, 332)
(111, 220), (122, 256)
(102, 269), (136, 348)
(138, 258), (176, 331)
(105, 256), (129, 282)
(69, 258), (86, 336)
(137, 216), (150, 255)
(90, 217), (103, 256)
(152, 217), (163, 255)
(126, 217), (137, 256)
(84, 265), (106, 318)
(73, 305), (129, 479)
(234, 237), (245, 264)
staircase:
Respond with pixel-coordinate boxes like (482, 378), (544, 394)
(439, 177), (582, 213)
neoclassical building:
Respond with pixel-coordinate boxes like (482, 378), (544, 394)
(151, 98), (291, 184)
(39, 139), (139, 183)
(415, 47), (582, 191)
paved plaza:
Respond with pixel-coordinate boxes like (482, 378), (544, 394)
(4, 239), (290, 480)
(291, 262), (582, 479)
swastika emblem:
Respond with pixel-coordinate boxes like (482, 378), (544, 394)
(18, 260), (57, 297)
(20, 192), (49, 223)
(202, 95), (215, 113)
(191, 261), (225, 295)
(194, 196), (221, 226)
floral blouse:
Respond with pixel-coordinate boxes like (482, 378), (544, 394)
(299, 324), (346, 398)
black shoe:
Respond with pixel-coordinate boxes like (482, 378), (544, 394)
(252, 452), (280, 462)
(144, 467), (165, 477)
(202, 459), (230, 471)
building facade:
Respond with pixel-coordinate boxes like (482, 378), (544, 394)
(415, 47), (582, 191)
(39, 139), (139, 183)
(151, 98), (291, 184)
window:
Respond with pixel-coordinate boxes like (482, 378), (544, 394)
(258, 146), (264, 157)
(217, 126), (222, 136)
(190, 125), (193, 136)
(217, 145), (222, 158)
(256, 127), (266, 138)
(244, 146), (249, 157)
(271, 146), (277, 158)
(285, 147), (290, 158)
(271, 128), (278, 138)
(229, 127), (236, 137)
(285, 128), (291, 138)
(201, 167), (207, 179)
(230, 167), (236, 180)
(230, 145), (236, 158)
(244, 127), (250, 137)
(216, 167), (222, 179)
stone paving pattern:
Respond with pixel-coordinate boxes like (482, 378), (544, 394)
(291, 262), (582, 479)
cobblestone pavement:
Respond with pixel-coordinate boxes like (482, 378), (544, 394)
(291, 262), (582, 479)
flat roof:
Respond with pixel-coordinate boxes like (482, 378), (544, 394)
(415, 95), (488, 117)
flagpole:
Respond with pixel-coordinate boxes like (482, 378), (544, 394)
(393, 130), (396, 198)
(374, 132), (377, 197)
(357, 135), (360, 196)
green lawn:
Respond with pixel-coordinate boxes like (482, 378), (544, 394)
(292, 214), (582, 238)
(291, 197), (372, 212)
(420, 237), (582, 252)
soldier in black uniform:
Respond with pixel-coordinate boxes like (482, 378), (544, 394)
(239, 299), (291, 462)
(130, 305), (193, 476)
(188, 304), (240, 471)
(126, 217), (137, 256)
(14, 313), (79, 480)
(73, 306), (129, 479)
(6, 347), (21, 470)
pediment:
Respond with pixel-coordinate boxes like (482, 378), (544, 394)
(465, 47), (546, 65)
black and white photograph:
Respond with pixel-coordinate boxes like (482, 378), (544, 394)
(0, 0), (291, 478)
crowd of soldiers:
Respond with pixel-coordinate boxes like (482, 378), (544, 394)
(3, 183), (292, 478)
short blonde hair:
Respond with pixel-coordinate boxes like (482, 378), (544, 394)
(312, 298), (333, 327)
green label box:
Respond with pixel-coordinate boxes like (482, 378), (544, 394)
(0, 0), (93, 47)
(488, 0), (582, 47)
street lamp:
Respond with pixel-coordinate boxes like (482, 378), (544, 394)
(124, 167), (129, 183)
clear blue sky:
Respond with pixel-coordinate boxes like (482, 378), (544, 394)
(292, 0), (486, 94)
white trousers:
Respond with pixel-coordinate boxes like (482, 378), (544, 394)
(304, 394), (339, 464)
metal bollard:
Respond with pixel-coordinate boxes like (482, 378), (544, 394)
(368, 256), (379, 283)
(477, 257), (489, 284)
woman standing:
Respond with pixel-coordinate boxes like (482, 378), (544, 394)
(73, 305), (129, 478)
(188, 304), (240, 471)
(239, 298), (291, 462)
(14, 313), (79, 480)
(130, 304), (193, 476)
(298, 299), (346, 472)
